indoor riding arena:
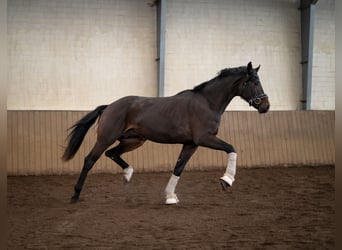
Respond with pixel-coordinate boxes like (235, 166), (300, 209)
(7, 0), (335, 249)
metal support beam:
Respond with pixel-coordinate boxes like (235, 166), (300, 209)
(300, 0), (318, 110)
(156, 0), (166, 97)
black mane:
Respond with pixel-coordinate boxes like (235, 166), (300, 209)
(192, 66), (247, 92)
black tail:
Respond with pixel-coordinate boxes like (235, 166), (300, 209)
(62, 105), (108, 161)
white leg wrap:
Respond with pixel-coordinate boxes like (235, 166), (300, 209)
(165, 174), (180, 204)
(123, 166), (134, 183)
(225, 152), (237, 177)
(220, 152), (237, 186)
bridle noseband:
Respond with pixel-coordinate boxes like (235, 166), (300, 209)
(242, 81), (268, 106)
(248, 93), (268, 106)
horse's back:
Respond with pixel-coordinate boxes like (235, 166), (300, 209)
(102, 95), (139, 118)
(97, 91), (213, 144)
(124, 92), (197, 143)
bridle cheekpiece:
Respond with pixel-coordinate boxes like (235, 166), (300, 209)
(242, 81), (268, 106)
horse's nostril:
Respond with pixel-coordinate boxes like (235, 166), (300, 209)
(258, 103), (270, 113)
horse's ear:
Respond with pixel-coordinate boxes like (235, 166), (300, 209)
(255, 65), (260, 72)
(247, 62), (253, 73)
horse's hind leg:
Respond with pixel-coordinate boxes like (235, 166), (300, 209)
(105, 137), (145, 183)
(165, 143), (198, 204)
(71, 142), (108, 203)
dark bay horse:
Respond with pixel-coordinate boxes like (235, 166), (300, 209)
(63, 62), (270, 204)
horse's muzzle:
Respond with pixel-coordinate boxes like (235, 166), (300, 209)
(258, 98), (270, 113)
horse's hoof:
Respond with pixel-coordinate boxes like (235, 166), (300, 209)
(70, 195), (79, 204)
(220, 175), (234, 189)
(165, 194), (179, 205)
(220, 175), (234, 191)
(123, 175), (132, 184)
(219, 179), (230, 191)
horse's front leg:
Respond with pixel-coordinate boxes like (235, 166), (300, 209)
(165, 143), (198, 205)
(219, 151), (237, 190)
(195, 135), (237, 190)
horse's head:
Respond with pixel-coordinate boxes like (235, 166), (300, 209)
(239, 62), (270, 113)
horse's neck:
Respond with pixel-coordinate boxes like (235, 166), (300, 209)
(201, 75), (243, 114)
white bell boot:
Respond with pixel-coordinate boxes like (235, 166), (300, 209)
(123, 166), (134, 183)
(165, 193), (179, 205)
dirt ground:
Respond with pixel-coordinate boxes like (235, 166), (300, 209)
(8, 166), (334, 249)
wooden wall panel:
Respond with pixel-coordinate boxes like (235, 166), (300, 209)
(7, 111), (335, 175)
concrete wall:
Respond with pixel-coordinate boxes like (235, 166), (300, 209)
(165, 0), (302, 110)
(8, 0), (157, 110)
(7, 0), (335, 111)
(311, 0), (335, 110)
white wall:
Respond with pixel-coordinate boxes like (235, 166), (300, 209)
(8, 0), (157, 110)
(7, 0), (335, 111)
(311, 0), (335, 110)
(165, 0), (302, 110)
